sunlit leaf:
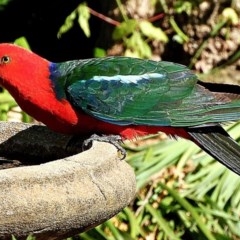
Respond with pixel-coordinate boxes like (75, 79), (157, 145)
(57, 2), (91, 38)
(57, 11), (76, 38)
(172, 34), (185, 44)
(145, 203), (181, 240)
(173, 1), (193, 15)
(14, 36), (31, 50)
(125, 32), (152, 58)
(11, 235), (17, 240)
(77, 2), (91, 37)
(222, 7), (239, 25)
(124, 49), (140, 58)
(94, 47), (106, 58)
(112, 20), (137, 40)
(139, 20), (168, 43)
(0, 0), (10, 10)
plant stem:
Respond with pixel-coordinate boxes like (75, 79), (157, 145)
(115, 0), (129, 22)
(88, 7), (120, 26)
(169, 16), (189, 42)
(189, 19), (227, 69)
(159, 0), (168, 13)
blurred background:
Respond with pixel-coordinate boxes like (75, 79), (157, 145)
(1, 0), (240, 239)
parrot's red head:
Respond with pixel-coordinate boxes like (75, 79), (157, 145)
(0, 43), (80, 133)
(0, 43), (50, 91)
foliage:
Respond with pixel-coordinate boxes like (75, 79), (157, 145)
(58, 0), (240, 71)
(58, 0), (168, 58)
(0, 89), (17, 121)
(14, 36), (31, 50)
(0, 0), (10, 11)
(112, 19), (168, 58)
(57, 2), (90, 38)
(12, 235), (35, 240)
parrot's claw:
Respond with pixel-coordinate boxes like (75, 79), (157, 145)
(83, 134), (126, 160)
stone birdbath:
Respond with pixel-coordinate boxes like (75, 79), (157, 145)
(0, 122), (136, 240)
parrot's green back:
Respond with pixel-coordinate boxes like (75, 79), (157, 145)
(50, 57), (240, 128)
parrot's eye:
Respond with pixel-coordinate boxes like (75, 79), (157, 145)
(1, 56), (11, 64)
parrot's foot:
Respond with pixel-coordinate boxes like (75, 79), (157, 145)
(83, 134), (126, 160)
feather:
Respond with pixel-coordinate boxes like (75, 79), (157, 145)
(187, 125), (240, 175)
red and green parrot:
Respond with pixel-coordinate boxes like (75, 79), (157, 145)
(0, 43), (240, 175)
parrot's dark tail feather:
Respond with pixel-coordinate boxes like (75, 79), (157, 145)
(187, 125), (240, 176)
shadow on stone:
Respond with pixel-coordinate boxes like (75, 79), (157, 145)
(0, 122), (86, 165)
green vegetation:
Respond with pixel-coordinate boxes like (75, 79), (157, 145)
(0, 0), (10, 11)
(58, 0), (240, 71)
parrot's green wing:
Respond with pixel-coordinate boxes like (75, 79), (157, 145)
(51, 57), (240, 176)
(55, 57), (240, 127)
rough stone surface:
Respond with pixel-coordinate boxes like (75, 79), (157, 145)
(0, 122), (136, 240)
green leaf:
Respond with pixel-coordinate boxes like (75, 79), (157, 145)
(0, 90), (17, 121)
(222, 7), (239, 25)
(0, 0), (10, 10)
(77, 2), (91, 37)
(112, 20), (137, 40)
(57, 2), (90, 38)
(139, 20), (168, 42)
(123, 207), (143, 238)
(174, 1), (193, 15)
(57, 10), (76, 38)
(104, 220), (125, 240)
(26, 235), (36, 240)
(169, 16), (189, 42)
(172, 34), (185, 44)
(125, 32), (152, 58)
(145, 203), (181, 240)
(14, 36), (31, 50)
(159, 182), (217, 240)
(80, 227), (108, 240)
(94, 47), (107, 58)
(124, 49), (141, 58)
